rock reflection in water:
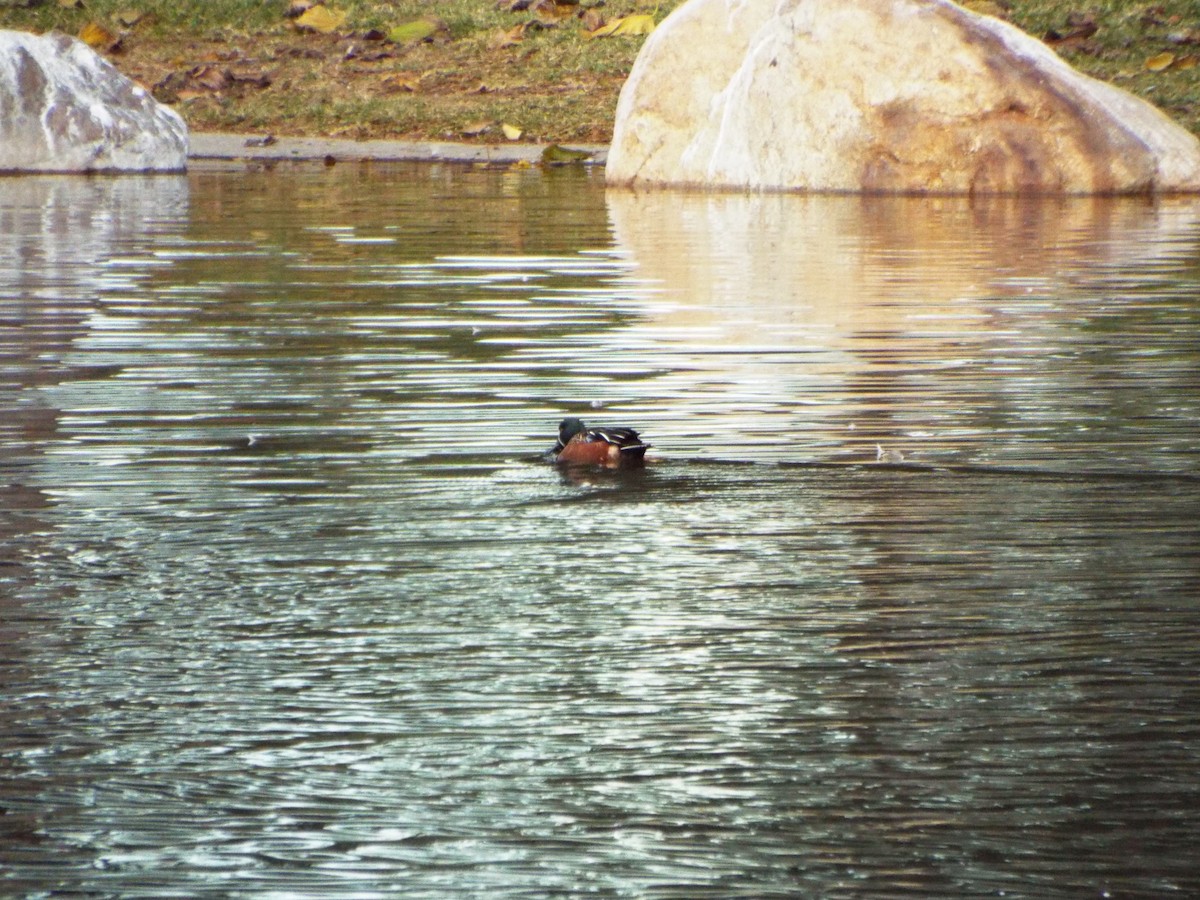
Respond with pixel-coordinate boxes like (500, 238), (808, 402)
(606, 190), (1200, 469)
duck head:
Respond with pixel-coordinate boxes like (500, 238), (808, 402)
(558, 417), (586, 445)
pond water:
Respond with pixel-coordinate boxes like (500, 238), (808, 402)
(2, 162), (1199, 898)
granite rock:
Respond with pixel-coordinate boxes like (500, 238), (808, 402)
(606, 0), (1200, 194)
(0, 30), (187, 173)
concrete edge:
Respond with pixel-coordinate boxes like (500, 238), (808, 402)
(188, 132), (609, 166)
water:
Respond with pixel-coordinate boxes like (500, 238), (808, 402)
(2, 162), (1199, 898)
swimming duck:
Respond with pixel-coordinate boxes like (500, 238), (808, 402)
(552, 417), (649, 468)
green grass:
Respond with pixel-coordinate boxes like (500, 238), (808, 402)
(5, 0), (280, 36)
(1006, 0), (1200, 133)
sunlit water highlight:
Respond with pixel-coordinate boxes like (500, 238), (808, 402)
(2, 163), (1199, 898)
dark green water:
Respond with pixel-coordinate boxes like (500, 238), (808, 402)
(2, 162), (1199, 898)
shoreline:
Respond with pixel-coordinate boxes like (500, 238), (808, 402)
(188, 132), (609, 166)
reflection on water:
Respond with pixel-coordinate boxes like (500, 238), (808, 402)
(607, 190), (1200, 468)
(2, 163), (1199, 898)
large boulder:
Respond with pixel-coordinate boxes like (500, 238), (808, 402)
(0, 30), (188, 173)
(606, 0), (1200, 194)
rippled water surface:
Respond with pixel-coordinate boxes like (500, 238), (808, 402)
(2, 163), (1200, 898)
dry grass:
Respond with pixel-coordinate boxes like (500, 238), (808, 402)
(2, 0), (673, 142)
(1, 0), (1197, 141)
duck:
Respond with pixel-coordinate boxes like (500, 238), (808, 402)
(552, 417), (649, 468)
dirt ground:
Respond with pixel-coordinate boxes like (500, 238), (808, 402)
(2, 0), (1198, 143)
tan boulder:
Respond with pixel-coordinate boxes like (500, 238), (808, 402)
(606, 0), (1200, 194)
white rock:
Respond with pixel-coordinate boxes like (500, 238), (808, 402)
(606, 0), (1200, 194)
(0, 30), (188, 173)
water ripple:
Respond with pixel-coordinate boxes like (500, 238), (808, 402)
(2, 165), (1199, 898)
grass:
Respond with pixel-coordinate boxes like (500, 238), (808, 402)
(1004, 0), (1200, 135)
(1, 0), (1197, 142)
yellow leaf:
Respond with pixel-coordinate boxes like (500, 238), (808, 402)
(388, 17), (445, 45)
(381, 73), (421, 93)
(117, 9), (147, 27)
(1177, 55), (1198, 71)
(588, 14), (655, 38)
(1145, 51), (1175, 72)
(79, 21), (119, 50)
(462, 120), (493, 137)
(295, 5), (346, 34)
(490, 23), (526, 49)
(502, 123), (523, 140)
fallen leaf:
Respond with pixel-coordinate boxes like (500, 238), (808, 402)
(347, 46), (396, 62)
(285, 0), (317, 18)
(502, 122), (523, 140)
(79, 21), (121, 51)
(190, 63), (228, 91)
(388, 17), (447, 46)
(1177, 54), (1198, 70)
(490, 23), (526, 49)
(150, 69), (185, 98)
(1043, 14), (1098, 49)
(380, 72), (421, 93)
(1145, 51), (1176, 71)
(276, 45), (326, 60)
(541, 143), (593, 164)
(462, 120), (494, 137)
(580, 8), (604, 31)
(532, 0), (573, 23)
(588, 14), (655, 38)
(1140, 8), (1168, 28)
(117, 9), (145, 27)
(295, 5), (346, 34)
(228, 67), (272, 89)
(57, 0), (85, 9)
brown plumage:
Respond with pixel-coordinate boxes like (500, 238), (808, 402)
(551, 417), (649, 468)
